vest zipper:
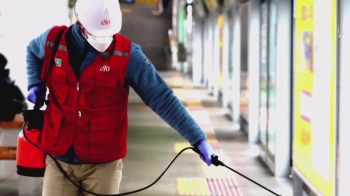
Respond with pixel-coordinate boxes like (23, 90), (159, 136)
(77, 82), (81, 118)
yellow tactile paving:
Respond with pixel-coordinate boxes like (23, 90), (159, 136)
(187, 105), (204, 109)
(173, 88), (185, 93)
(207, 138), (218, 143)
(187, 105), (204, 110)
(207, 135), (218, 143)
(173, 140), (219, 154)
(121, 8), (132, 13)
(174, 142), (194, 154)
(206, 132), (216, 137)
(135, 0), (157, 4)
(175, 79), (242, 196)
(187, 101), (203, 105)
(186, 99), (202, 104)
(177, 178), (211, 196)
(173, 141), (220, 154)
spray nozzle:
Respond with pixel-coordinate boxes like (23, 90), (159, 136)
(191, 147), (224, 167)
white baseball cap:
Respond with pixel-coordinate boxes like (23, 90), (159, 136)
(74, 0), (122, 36)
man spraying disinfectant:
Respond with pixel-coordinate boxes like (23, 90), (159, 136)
(24, 0), (216, 195)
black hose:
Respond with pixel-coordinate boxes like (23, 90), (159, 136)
(22, 122), (281, 196)
(49, 147), (194, 196)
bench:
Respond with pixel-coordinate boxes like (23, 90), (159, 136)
(0, 146), (17, 159)
(0, 113), (24, 129)
(0, 113), (24, 160)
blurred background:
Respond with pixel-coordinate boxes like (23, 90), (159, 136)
(0, 0), (349, 195)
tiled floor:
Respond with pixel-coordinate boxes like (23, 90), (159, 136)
(0, 71), (293, 196)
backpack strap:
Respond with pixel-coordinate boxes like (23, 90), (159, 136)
(41, 25), (67, 84)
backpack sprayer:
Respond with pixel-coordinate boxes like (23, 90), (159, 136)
(16, 103), (282, 196)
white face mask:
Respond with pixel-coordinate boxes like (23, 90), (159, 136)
(87, 34), (113, 52)
(82, 29), (113, 52)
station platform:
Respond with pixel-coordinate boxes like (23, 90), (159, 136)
(0, 71), (292, 196)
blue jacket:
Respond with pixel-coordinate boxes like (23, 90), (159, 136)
(26, 23), (206, 163)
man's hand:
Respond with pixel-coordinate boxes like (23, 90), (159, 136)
(27, 86), (46, 105)
(196, 140), (216, 166)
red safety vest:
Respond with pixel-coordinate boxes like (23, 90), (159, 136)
(39, 25), (131, 162)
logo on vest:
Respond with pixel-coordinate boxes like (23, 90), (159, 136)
(100, 65), (110, 72)
(101, 19), (110, 26)
(55, 58), (62, 67)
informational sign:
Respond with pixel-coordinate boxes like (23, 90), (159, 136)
(293, 0), (337, 195)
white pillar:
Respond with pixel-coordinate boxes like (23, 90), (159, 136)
(337, 0), (350, 195)
(232, 6), (241, 125)
(247, 0), (260, 143)
(273, 0), (292, 177)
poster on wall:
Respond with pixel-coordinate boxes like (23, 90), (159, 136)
(293, 0), (337, 195)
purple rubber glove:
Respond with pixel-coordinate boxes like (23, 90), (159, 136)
(197, 140), (216, 166)
(27, 86), (46, 104)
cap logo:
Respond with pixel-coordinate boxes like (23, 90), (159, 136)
(101, 19), (110, 25)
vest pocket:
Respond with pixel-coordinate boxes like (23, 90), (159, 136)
(92, 76), (120, 108)
(89, 117), (120, 155)
(42, 110), (64, 146)
(50, 72), (69, 105)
